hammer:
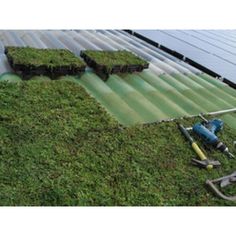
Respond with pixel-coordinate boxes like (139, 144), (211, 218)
(178, 123), (221, 170)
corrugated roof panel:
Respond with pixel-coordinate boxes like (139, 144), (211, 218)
(67, 31), (101, 50)
(39, 32), (67, 49)
(0, 54), (12, 73)
(20, 33), (46, 48)
(55, 32), (83, 55)
(98, 31), (177, 74)
(0, 30), (236, 128)
(0, 31), (19, 46)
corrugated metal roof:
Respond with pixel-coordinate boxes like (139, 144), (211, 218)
(0, 30), (236, 128)
(133, 30), (236, 86)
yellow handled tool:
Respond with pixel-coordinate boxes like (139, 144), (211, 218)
(178, 123), (221, 169)
(191, 143), (213, 170)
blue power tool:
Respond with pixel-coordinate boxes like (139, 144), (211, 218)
(193, 118), (235, 159)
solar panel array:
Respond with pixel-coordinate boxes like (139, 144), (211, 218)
(134, 30), (236, 85)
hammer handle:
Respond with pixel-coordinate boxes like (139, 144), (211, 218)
(192, 143), (213, 170)
(178, 123), (213, 170)
(192, 143), (207, 161)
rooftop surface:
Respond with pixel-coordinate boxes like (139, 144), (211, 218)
(0, 30), (236, 206)
(0, 30), (236, 128)
(1, 78), (236, 206)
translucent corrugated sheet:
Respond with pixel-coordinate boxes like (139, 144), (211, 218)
(0, 30), (236, 128)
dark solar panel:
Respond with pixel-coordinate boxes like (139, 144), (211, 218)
(134, 30), (236, 84)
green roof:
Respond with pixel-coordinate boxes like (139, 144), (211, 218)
(0, 30), (236, 206)
(0, 80), (235, 206)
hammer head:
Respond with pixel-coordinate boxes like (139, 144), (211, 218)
(191, 158), (221, 168)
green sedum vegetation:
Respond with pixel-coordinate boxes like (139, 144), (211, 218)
(82, 50), (148, 66)
(0, 80), (236, 206)
(81, 50), (149, 73)
(5, 47), (86, 77)
(5, 47), (86, 67)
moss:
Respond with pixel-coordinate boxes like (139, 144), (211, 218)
(0, 80), (235, 206)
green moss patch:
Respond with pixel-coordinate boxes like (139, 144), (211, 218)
(5, 47), (86, 78)
(0, 80), (236, 206)
(80, 50), (149, 80)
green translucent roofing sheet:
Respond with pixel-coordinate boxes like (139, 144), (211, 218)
(1, 71), (236, 130)
(74, 71), (236, 128)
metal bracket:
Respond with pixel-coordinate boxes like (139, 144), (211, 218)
(206, 171), (236, 201)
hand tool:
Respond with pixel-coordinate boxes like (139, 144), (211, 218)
(178, 123), (221, 169)
(193, 115), (235, 159)
(206, 171), (236, 201)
